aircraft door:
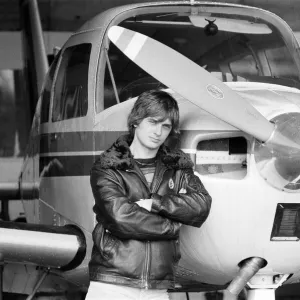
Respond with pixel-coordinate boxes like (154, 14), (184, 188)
(21, 53), (61, 224)
(39, 33), (100, 232)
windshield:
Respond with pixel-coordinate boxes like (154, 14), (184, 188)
(102, 8), (300, 109)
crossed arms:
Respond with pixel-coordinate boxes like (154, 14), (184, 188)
(90, 168), (212, 241)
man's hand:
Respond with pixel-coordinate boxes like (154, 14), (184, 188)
(136, 199), (153, 212)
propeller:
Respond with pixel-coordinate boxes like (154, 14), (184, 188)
(107, 25), (299, 150)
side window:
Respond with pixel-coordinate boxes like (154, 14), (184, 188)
(40, 52), (60, 123)
(230, 54), (259, 78)
(52, 43), (91, 122)
(265, 46), (298, 80)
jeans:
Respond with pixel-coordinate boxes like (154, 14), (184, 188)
(85, 281), (170, 300)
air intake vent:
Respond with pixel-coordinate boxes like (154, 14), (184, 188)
(196, 137), (247, 179)
(271, 204), (300, 241)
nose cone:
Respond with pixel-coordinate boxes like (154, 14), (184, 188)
(255, 112), (300, 191)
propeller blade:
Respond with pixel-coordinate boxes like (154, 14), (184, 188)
(107, 25), (275, 142)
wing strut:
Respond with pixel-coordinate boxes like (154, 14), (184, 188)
(26, 268), (50, 300)
(20, 0), (49, 121)
(104, 48), (120, 104)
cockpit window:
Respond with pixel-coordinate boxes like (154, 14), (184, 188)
(40, 52), (60, 124)
(100, 8), (300, 111)
(265, 46), (299, 79)
(52, 43), (91, 122)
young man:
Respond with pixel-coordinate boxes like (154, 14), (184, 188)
(86, 89), (212, 300)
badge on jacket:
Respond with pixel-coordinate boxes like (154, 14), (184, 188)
(179, 188), (187, 194)
(169, 178), (174, 189)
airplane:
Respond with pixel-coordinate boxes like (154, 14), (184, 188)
(2, 0), (300, 299)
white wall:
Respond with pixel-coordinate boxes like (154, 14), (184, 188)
(0, 31), (72, 70)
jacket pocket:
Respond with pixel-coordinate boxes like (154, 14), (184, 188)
(92, 223), (118, 260)
(102, 229), (118, 260)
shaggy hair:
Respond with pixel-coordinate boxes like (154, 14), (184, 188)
(127, 89), (180, 139)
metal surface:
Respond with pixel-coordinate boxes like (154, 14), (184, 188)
(0, 182), (20, 200)
(0, 180), (39, 200)
(255, 113), (300, 191)
(247, 289), (275, 300)
(27, 0), (49, 94)
(0, 221), (86, 270)
(226, 257), (267, 295)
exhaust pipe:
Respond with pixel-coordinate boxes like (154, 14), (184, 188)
(225, 257), (267, 297)
(0, 221), (86, 271)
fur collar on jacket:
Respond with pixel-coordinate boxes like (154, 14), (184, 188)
(95, 134), (193, 171)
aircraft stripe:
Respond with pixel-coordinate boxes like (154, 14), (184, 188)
(108, 26), (147, 61)
(39, 148), (243, 177)
(39, 130), (236, 154)
(40, 131), (125, 153)
(108, 26), (132, 55)
(38, 149), (221, 177)
(40, 151), (104, 157)
(124, 32), (147, 60)
(40, 155), (99, 177)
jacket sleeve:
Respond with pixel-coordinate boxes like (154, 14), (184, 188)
(151, 169), (212, 227)
(90, 168), (181, 241)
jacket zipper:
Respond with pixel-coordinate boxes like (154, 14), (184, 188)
(126, 165), (167, 288)
(145, 168), (167, 288)
(125, 168), (151, 288)
(143, 241), (150, 289)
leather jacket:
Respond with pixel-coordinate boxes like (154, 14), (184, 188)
(89, 135), (212, 289)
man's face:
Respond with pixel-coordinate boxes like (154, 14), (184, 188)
(134, 117), (172, 151)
